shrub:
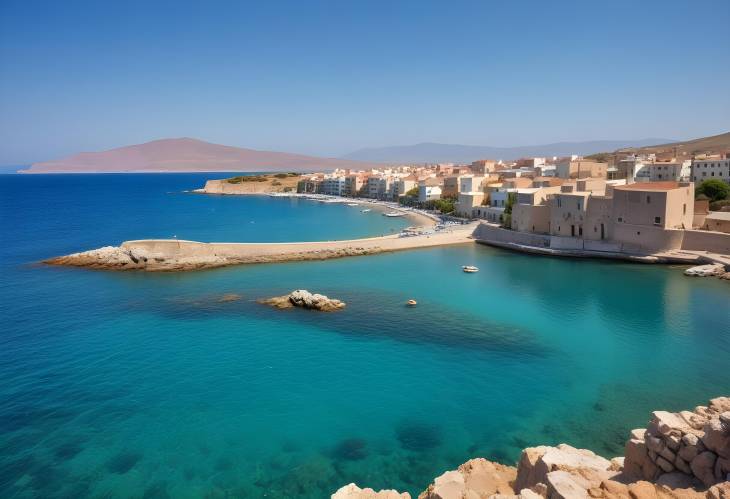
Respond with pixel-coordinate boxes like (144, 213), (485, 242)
(226, 175), (268, 184)
(710, 199), (730, 211)
(696, 179), (730, 202)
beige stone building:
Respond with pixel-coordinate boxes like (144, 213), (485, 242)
(555, 158), (608, 179)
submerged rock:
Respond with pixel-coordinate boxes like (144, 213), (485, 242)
(260, 290), (346, 311)
(217, 293), (242, 302)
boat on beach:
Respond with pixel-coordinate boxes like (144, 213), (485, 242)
(383, 212), (405, 217)
(347, 203), (359, 206)
(462, 265), (479, 273)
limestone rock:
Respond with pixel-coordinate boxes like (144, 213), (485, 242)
(683, 264), (725, 277)
(689, 452), (717, 487)
(260, 289), (346, 311)
(707, 482), (730, 499)
(332, 483), (410, 499)
(701, 415), (730, 459)
(514, 444), (615, 493)
(418, 458), (516, 499)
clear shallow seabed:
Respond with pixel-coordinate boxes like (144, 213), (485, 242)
(1, 174), (729, 498)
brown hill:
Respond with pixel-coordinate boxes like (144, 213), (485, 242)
(21, 138), (374, 173)
(615, 131), (730, 158)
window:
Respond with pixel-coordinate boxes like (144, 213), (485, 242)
(683, 203), (687, 215)
(654, 216), (661, 225)
(618, 217), (623, 222)
(646, 195), (651, 204)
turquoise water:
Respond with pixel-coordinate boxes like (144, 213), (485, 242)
(1, 174), (729, 498)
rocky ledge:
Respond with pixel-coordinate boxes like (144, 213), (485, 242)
(259, 289), (346, 311)
(332, 397), (730, 499)
(44, 244), (381, 272)
(684, 264), (729, 279)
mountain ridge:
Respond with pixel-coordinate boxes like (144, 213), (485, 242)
(21, 138), (376, 173)
(342, 138), (674, 163)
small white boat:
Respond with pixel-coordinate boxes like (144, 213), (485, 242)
(347, 203), (359, 206)
(383, 212), (405, 217)
(407, 299), (417, 307)
(361, 209), (371, 213)
(462, 265), (479, 273)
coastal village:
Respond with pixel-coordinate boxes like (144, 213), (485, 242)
(291, 151), (730, 274)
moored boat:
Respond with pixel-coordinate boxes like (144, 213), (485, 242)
(406, 299), (417, 307)
(462, 265), (479, 273)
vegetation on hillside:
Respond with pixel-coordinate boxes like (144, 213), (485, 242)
(226, 175), (269, 183)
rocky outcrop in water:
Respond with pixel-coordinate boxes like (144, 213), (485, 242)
(260, 290), (346, 311)
(684, 264), (726, 277)
(331, 397), (730, 499)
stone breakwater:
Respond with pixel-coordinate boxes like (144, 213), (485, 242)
(332, 397), (730, 499)
(43, 226), (475, 272)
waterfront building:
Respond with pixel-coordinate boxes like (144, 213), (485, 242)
(691, 157), (730, 184)
(367, 176), (391, 199)
(391, 176), (417, 199)
(418, 178), (443, 202)
(321, 176), (346, 196)
(343, 174), (365, 197)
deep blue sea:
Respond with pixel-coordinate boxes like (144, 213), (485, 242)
(1, 174), (729, 498)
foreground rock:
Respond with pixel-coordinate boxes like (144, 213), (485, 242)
(332, 483), (410, 499)
(418, 458), (516, 499)
(623, 397), (730, 487)
(332, 397), (730, 499)
(260, 289), (346, 311)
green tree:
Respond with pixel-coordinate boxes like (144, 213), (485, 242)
(696, 179), (730, 202)
(405, 186), (419, 197)
(502, 192), (517, 228)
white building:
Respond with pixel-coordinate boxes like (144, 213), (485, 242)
(635, 161), (691, 183)
(692, 158), (730, 185)
(367, 176), (391, 199)
(418, 184), (442, 202)
(321, 176), (346, 196)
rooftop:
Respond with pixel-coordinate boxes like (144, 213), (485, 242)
(614, 181), (685, 192)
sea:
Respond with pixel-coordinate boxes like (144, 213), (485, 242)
(1, 173), (728, 498)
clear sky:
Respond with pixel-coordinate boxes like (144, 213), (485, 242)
(1, 0), (728, 165)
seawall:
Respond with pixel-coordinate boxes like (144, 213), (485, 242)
(472, 222), (730, 269)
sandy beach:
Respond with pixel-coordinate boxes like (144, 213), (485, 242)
(194, 182), (440, 229)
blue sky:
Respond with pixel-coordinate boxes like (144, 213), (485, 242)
(1, 0), (728, 164)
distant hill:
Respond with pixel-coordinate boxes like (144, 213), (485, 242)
(613, 131), (730, 158)
(342, 139), (673, 164)
(21, 138), (374, 173)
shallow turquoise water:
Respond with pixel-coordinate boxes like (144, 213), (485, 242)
(1, 174), (729, 498)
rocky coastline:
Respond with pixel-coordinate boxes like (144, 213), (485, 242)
(332, 397), (730, 499)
